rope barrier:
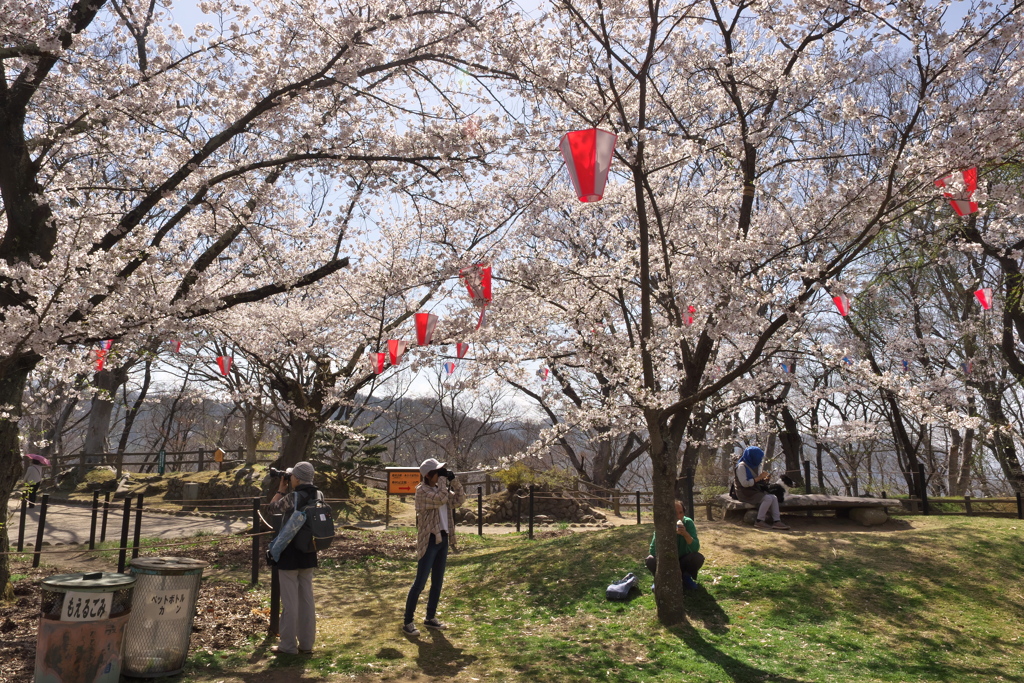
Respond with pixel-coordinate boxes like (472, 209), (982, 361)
(0, 529), (279, 558)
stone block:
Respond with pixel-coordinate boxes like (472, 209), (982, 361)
(849, 506), (888, 526)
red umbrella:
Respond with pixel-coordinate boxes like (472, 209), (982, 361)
(26, 454), (51, 466)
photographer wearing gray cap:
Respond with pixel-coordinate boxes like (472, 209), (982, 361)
(402, 458), (466, 636)
(267, 461), (319, 654)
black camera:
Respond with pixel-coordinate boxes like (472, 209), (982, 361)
(268, 467), (288, 478)
(437, 468), (456, 482)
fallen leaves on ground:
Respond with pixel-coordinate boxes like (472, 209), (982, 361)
(1, 528), (418, 682)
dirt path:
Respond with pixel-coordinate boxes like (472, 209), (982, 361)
(4, 499), (250, 547)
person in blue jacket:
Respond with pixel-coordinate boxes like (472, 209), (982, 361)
(645, 500), (704, 590)
(734, 446), (790, 530)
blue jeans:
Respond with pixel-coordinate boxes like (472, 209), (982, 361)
(404, 532), (448, 624)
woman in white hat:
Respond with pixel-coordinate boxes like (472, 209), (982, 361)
(402, 458), (465, 635)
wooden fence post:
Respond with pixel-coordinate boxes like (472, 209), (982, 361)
(251, 498), (261, 585)
(528, 485), (535, 540)
(964, 495), (972, 516)
(117, 497), (132, 573)
(32, 494), (49, 568)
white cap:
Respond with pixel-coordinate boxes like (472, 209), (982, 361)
(419, 458), (446, 477)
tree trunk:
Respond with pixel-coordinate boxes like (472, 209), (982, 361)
(82, 366), (130, 465)
(956, 428), (974, 495)
(592, 439), (612, 489)
(648, 418), (685, 625)
(948, 428), (963, 496)
(0, 353), (39, 597)
(981, 385), (1024, 493)
(116, 360), (152, 459)
(276, 415), (319, 469)
(777, 406), (803, 487)
(243, 410), (259, 465)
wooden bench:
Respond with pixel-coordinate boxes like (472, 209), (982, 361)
(710, 493), (903, 526)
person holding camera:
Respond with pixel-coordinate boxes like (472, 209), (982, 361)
(645, 500), (704, 590)
(735, 446), (790, 530)
(403, 458), (466, 636)
(267, 461), (320, 654)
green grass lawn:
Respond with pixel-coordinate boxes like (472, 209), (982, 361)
(185, 516), (1024, 682)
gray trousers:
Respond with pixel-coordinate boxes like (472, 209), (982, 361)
(278, 568), (315, 652)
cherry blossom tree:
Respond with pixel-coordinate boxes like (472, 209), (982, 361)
(492, 0), (1024, 623)
(0, 0), (503, 594)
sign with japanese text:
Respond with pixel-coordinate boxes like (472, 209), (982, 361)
(61, 591), (111, 621)
(387, 469), (421, 495)
(140, 589), (191, 621)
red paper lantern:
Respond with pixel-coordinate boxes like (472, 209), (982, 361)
(101, 339), (113, 351)
(415, 312), (438, 346)
(537, 367), (549, 381)
(975, 287), (992, 310)
(559, 128), (617, 202)
(687, 305), (696, 326)
(443, 361), (457, 375)
(216, 356), (232, 376)
(459, 263), (492, 303)
(456, 343), (470, 359)
(935, 168), (979, 216)
(388, 339), (408, 365)
(833, 295), (849, 316)
(91, 348), (107, 372)
(170, 340), (181, 353)
(369, 352), (387, 375)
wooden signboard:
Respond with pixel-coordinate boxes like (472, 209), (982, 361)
(386, 467), (421, 495)
(213, 448), (225, 463)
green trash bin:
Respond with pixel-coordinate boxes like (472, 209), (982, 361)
(34, 571), (137, 683)
(121, 557), (208, 677)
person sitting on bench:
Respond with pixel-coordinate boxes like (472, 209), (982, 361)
(645, 500), (704, 590)
(735, 446), (790, 530)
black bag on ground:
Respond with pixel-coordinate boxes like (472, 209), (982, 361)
(292, 491), (336, 553)
(606, 572), (639, 601)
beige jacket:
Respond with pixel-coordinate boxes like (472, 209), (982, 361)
(414, 478), (466, 559)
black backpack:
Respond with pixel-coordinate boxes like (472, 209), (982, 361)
(292, 490), (335, 553)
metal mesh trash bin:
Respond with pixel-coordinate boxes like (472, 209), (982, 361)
(34, 571), (136, 683)
(121, 557), (208, 677)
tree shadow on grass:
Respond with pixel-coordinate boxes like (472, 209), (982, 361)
(668, 618), (806, 683)
(684, 586), (731, 635)
(411, 628), (478, 678)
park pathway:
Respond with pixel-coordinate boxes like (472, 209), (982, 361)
(5, 499), (250, 548)
(5, 497), (637, 549)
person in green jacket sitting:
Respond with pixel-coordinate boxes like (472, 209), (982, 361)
(645, 500), (705, 590)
